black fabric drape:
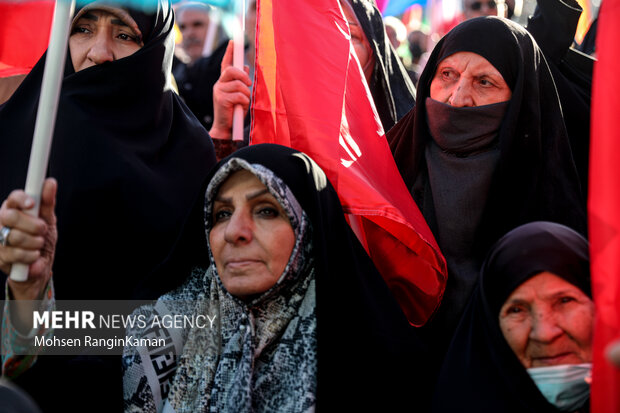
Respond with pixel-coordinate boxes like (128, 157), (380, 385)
(173, 40), (228, 130)
(386, 17), (586, 393)
(207, 143), (430, 412)
(0, 1), (216, 411)
(349, 0), (416, 132)
(527, 0), (594, 201)
(432, 221), (590, 413)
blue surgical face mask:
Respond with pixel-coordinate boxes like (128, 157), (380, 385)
(527, 363), (591, 411)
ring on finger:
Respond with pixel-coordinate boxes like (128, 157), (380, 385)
(0, 226), (11, 247)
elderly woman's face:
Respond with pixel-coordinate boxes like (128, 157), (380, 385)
(69, 9), (142, 71)
(210, 170), (296, 299)
(499, 272), (594, 368)
(430, 51), (511, 107)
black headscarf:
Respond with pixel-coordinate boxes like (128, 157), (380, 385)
(389, 17), (585, 236)
(0, 1), (215, 410)
(348, 0), (416, 131)
(388, 17), (585, 246)
(203, 143), (430, 411)
(432, 221), (590, 413)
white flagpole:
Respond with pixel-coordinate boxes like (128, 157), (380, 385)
(201, 7), (220, 57)
(10, 0), (75, 282)
(232, 0), (245, 141)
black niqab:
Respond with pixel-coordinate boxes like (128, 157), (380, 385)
(389, 17), (585, 248)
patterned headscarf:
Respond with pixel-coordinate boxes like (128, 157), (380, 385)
(124, 158), (317, 412)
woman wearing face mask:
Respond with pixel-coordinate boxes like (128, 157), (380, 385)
(0, 0), (216, 411)
(433, 221), (593, 413)
(122, 144), (428, 412)
(387, 16), (586, 366)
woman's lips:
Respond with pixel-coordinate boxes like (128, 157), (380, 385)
(225, 259), (261, 269)
(531, 352), (576, 366)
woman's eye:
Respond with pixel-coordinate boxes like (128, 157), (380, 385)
(213, 209), (232, 222)
(351, 33), (364, 43)
(71, 26), (91, 35)
(440, 69), (455, 80)
(559, 296), (576, 304)
(117, 33), (137, 42)
(478, 78), (493, 87)
(506, 306), (523, 314)
(257, 207), (279, 218)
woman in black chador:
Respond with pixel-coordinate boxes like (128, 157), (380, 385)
(0, 1), (216, 410)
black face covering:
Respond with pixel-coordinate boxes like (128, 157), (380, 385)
(425, 97), (507, 155)
(424, 98), (508, 332)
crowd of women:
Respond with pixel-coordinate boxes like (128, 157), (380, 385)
(0, 0), (611, 412)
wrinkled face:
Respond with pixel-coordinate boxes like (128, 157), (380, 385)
(339, 0), (374, 83)
(69, 9), (142, 71)
(430, 51), (511, 107)
(177, 8), (209, 62)
(463, 0), (507, 19)
(210, 170), (295, 299)
(499, 272), (594, 368)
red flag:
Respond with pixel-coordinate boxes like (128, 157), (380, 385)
(251, 0), (447, 326)
(0, 1), (54, 78)
(589, 1), (620, 412)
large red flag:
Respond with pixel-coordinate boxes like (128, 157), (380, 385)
(0, 1), (54, 78)
(250, 0), (447, 326)
(589, 1), (620, 412)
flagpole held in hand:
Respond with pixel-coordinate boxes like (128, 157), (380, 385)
(10, 0), (75, 282)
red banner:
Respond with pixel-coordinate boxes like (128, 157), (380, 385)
(589, 1), (620, 411)
(0, 1), (54, 78)
(251, 0), (447, 326)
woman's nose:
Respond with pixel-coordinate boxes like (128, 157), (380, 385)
(448, 80), (475, 107)
(224, 211), (253, 244)
(529, 311), (563, 343)
(87, 32), (115, 65)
